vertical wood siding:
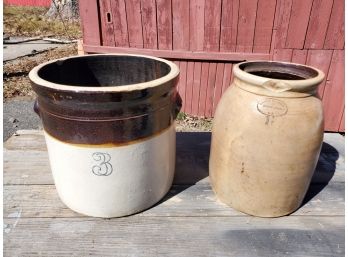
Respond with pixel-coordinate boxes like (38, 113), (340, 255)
(81, 0), (345, 132)
(79, 0), (101, 46)
(4, 0), (50, 6)
(125, 0), (143, 48)
(156, 0), (172, 50)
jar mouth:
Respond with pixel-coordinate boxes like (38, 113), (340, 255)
(239, 61), (319, 80)
(29, 54), (179, 92)
(233, 61), (325, 97)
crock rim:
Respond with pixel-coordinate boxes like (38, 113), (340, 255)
(233, 60), (325, 88)
(28, 53), (180, 92)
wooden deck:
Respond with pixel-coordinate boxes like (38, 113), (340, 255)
(4, 130), (345, 256)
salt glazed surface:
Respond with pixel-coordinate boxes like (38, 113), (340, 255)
(209, 61), (325, 217)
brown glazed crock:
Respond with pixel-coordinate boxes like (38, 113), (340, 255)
(30, 54), (181, 145)
(29, 54), (180, 218)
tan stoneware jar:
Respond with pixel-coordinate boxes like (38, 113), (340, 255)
(29, 54), (180, 218)
(209, 61), (325, 217)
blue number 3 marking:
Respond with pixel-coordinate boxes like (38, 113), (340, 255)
(92, 152), (113, 176)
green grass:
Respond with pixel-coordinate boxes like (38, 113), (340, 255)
(4, 6), (81, 39)
(176, 112), (187, 121)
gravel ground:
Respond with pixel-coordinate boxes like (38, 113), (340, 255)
(3, 98), (42, 141)
(4, 44), (77, 99)
(3, 44), (79, 141)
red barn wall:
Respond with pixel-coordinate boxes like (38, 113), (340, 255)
(79, 0), (345, 132)
(4, 0), (51, 7)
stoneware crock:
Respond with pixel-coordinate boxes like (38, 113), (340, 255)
(29, 54), (180, 218)
(209, 61), (325, 217)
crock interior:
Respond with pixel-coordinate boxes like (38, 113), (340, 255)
(37, 55), (171, 87)
(239, 62), (319, 80)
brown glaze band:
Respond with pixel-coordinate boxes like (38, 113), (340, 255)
(36, 98), (178, 144)
(29, 54), (181, 145)
(44, 124), (173, 148)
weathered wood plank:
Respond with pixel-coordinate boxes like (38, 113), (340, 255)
(269, 25), (277, 57)
(173, 60), (181, 95)
(172, 0), (190, 50)
(197, 62), (210, 117)
(236, 0), (258, 52)
(110, 0), (129, 47)
(4, 216), (344, 257)
(285, 0), (313, 49)
(178, 61), (188, 111)
(273, 49), (293, 61)
(212, 63), (225, 114)
(189, 0), (205, 51)
(339, 110), (345, 132)
(175, 60), (182, 93)
(99, 0), (116, 46)
(221, 63), (233, 94)
(156, 0), (172, 50)
(322, 50), (344, 131)
(78, 0), (101, 45)
(83, 44), (270, 61)
(4, 182), (344, 218)
(272, 0), (282, 29)
(274, 0), (292, 49)
(3, 132), (345, 185)
(304, 0), (334, 49)
(4, 130), (47, 151)
(204, 63), (217, 117)
(141, 0), (158, 49)
(125, 0), (143, 48)
(291, 49), (308, 64)
(220, 0), (239, 52)
(4, 150), (53, 185)
(191, 62), (202, 116)
(185, 61), (195, 113)
(253, 0), (277, 53)
(203, 0), (222, 52)
(305, 50), (333, 98)
(324, 0), (344, 49)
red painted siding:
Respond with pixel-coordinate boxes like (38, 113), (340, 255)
(125, 0), (143, 48)
(4, 0), (50, 6)
(81, 0), (345, 132)
(305, 50), (332, 98)
(79, 0), (100, 46)
(236, 0), (258, 52)
(304, 0), (334, 49)
(322, 50), (344, 131)
(156, 0), (172, 50)
(285, 0), (312, 49)
(253, 0), (277, 53)
(220, 0), (238, 52)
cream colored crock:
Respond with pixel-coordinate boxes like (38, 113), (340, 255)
(209, 61), (325, 217)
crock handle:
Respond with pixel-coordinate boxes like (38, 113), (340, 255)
(262, 80), (292, 93)
(173, 93), (182, 119)
(34, 99), (40, 117)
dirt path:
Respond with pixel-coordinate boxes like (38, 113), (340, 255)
(4, 44), (77, 99)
